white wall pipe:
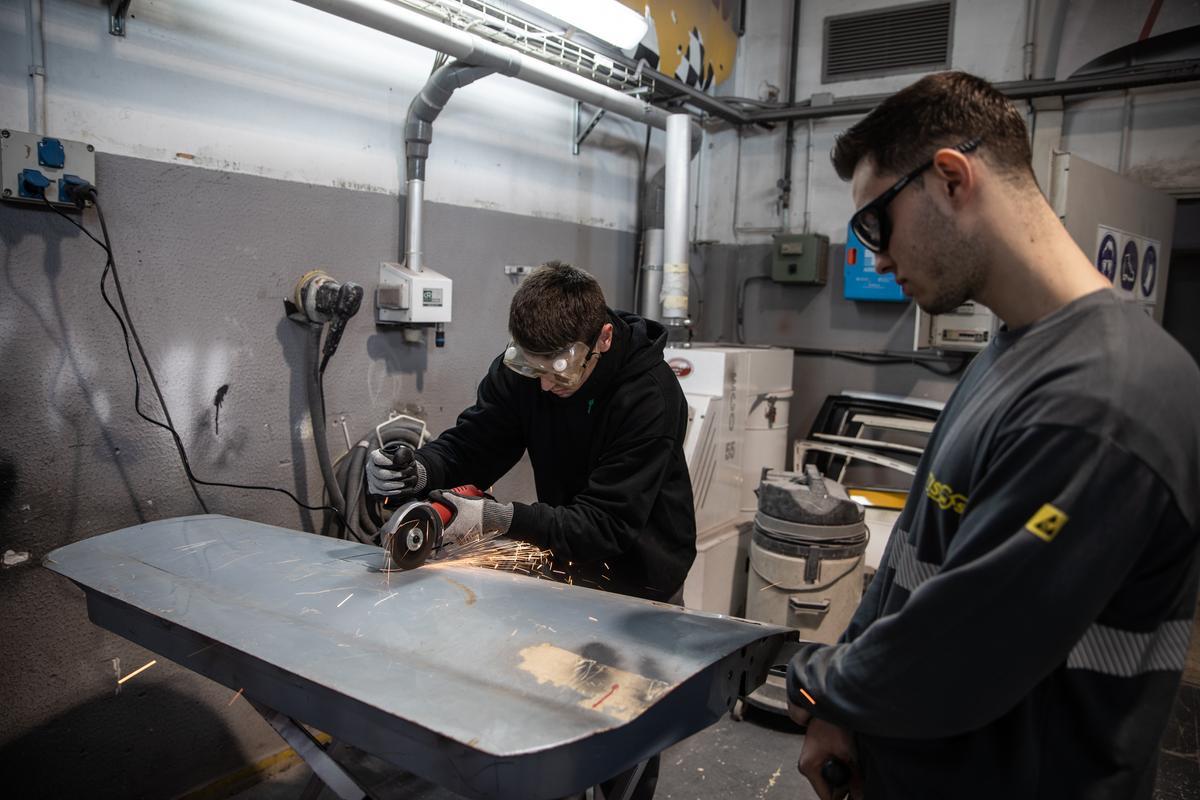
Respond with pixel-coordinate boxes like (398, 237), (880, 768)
(28, 0), (47, 135)
(293, 0), (679, 133)
(661, 113), (690, 324)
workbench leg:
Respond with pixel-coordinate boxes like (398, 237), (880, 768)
(595, 759), (648, 800)
(248, 699), (371, 800)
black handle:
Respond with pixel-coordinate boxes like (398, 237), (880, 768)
(380, 440), (414, 469)
(821, 756), (851, 789)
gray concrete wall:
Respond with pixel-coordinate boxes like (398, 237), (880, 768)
(0, 153), (633, 797)
(692, 243), (960, 452)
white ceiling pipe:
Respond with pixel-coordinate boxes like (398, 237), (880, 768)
(292, 0), (682, 133)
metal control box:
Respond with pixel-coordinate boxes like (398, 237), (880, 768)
(376, 262), (453, 325)
(1, 129), (96, 208)
(771, 233), (829, 285)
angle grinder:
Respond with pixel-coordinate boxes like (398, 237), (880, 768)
(377, 441), (484, 570)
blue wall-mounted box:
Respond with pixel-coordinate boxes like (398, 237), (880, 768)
(843, 225), (906, 302)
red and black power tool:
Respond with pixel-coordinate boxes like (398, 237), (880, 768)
(377, 441), (485, 570)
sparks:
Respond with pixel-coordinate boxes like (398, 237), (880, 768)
(227, 687), (244, 707)
(374, 592), (399, 607)
(427, 534), (551, 575)
(337, 593), (354, 608)
(117, 659), (157, 685)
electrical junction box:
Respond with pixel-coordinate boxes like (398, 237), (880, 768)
(771, 233), (828, 285)
(1, 129), (96, 208)
(376, 262), (453, 325)
(914, 301), (998, 352)
(843, 224), (906, 302)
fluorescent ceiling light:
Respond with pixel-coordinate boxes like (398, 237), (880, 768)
(516, 0), (649, 50)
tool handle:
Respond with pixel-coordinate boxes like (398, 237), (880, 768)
(380, 440), (414, 468)
(431, 485), (485, 526)
(821, 757), (851, 789)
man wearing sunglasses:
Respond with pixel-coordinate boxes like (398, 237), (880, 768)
(786, 72), (1200, 800)
(366, 261), (696, 605)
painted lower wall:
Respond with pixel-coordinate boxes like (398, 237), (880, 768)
(0, 152), (634, 797)
(692, 242), (960, 449)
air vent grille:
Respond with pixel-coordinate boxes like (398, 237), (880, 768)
(824, 2), (953, 83)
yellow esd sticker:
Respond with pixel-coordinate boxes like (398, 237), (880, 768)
(1025, 503), (1069, 542)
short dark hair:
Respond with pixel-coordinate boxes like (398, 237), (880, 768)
(831, 71), (1034, 185)
(509, 261), (608, 352)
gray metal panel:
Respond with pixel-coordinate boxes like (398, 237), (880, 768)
(44, 516), (792, 799)
(1053, 152), (1177, 324)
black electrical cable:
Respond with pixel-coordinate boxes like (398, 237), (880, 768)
(735, 274), (773, 342)
(631, 124), (652, 311)
(791, 346), (972, 377)
(733, 270), (971, 376)
(41, 191), (362, 533)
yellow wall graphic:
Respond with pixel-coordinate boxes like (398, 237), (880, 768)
(619, 0), (739, 88)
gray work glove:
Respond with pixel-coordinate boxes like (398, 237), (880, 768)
(366, 445), (427, 498)
(428, 489), (513, 548)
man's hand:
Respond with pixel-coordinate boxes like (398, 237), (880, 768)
(428, 489), (513, 548)
(366, 446), (425, 498)
(798, 718), (863, 800)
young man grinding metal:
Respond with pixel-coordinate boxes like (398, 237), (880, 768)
(787, 71), (1200, 800)
(366, 261), (696, 604)
(366, 262), (696, 800)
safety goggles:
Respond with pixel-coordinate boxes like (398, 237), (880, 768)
(503, 340), (597, 388)
(849, 138), (982, 254)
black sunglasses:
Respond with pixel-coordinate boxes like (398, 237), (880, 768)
(850, 138), (982, 254)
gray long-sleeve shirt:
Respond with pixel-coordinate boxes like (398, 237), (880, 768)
(788, 290), (1200, 799)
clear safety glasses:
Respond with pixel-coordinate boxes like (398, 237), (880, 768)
(503, 340), (597, 388)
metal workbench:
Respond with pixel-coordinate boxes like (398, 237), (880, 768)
(45, 515), (793, 799)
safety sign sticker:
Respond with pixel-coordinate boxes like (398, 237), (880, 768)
(1119, 239), (1139, 292)
(1095, 231), (1117, 282)
(1141, 242), (1158, 299)
(1096, 225), (1162, 310)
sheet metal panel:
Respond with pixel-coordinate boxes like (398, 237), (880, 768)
(45, 515), (792, 799)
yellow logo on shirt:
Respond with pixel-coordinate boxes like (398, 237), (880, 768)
(1025, 503), (1069, 542)
(925, 472), (968, 515)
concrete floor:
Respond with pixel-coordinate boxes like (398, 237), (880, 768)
(231, 684), (1200, 800)
(230, 705), (820, 800)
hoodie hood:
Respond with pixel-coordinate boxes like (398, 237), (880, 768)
(578, 309), (668, 401)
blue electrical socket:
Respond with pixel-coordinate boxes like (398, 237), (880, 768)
(18, 169), (51, 199)
(38, 137), (66, 169)
(58, 174), (89, 204)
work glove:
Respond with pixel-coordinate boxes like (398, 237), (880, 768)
(366, 444), (427, 498)
(428, 488), (513, 548)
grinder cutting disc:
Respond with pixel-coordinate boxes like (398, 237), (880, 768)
(382, 501), (443, 570)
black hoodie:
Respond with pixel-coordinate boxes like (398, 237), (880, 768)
(414, 309), (697, 601)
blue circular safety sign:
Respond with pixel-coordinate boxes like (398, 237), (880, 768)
(1141, 245), (1157, 298)
(1120, 239), (1138, 292)
(1096, 233), (1117, 281)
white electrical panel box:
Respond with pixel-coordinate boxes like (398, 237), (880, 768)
(376, 262), (453, 325)
(914, 301), (998, 352)
(1, 129), (96, 208)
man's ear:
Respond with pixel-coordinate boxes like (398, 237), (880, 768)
(930, 147), (976, 209)
(596, 322), (614, 353)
